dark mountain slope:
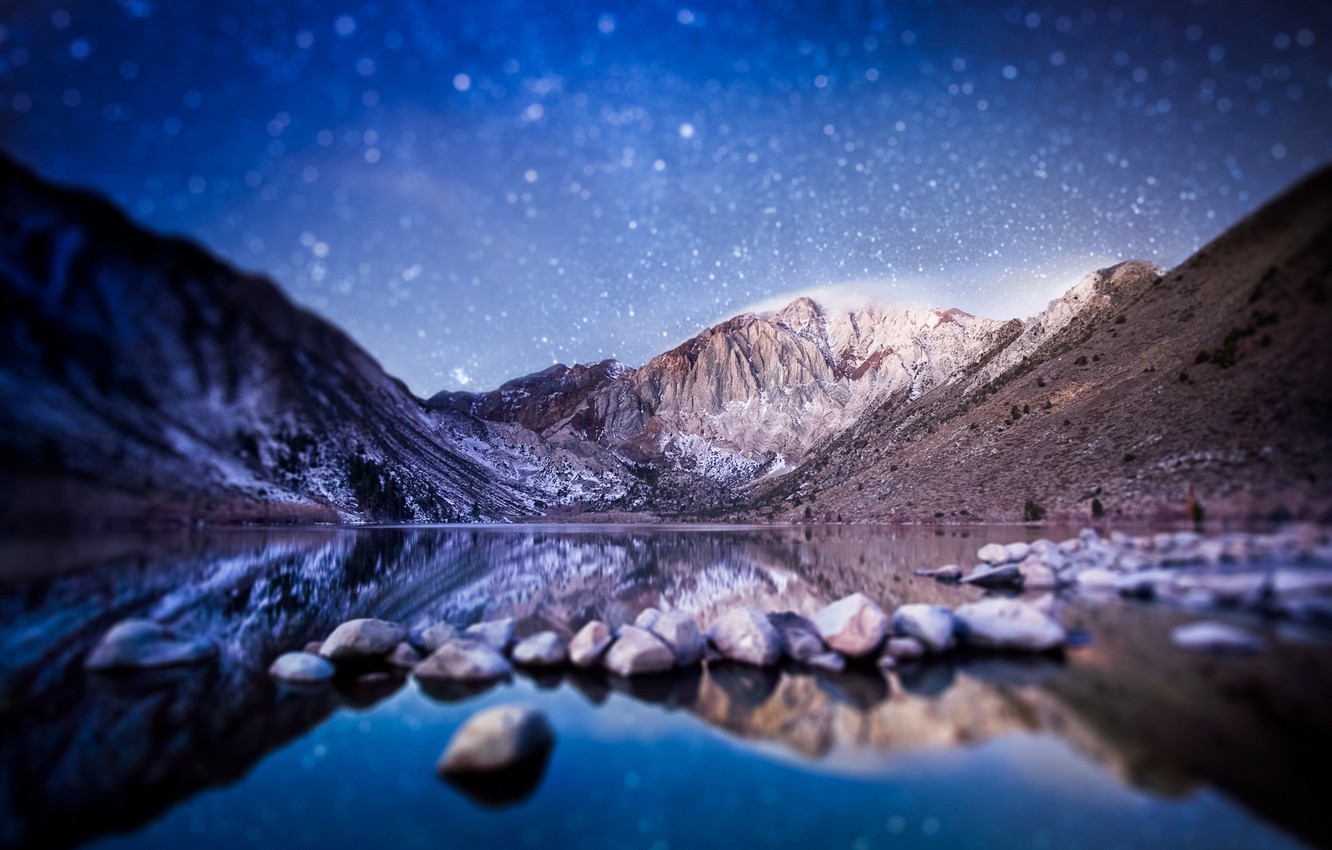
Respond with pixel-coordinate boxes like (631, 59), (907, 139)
(741, 166), (1332, 524)
(0, 153), (546, 526)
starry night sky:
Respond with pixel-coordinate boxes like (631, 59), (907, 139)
(3, 1), (1331, 394)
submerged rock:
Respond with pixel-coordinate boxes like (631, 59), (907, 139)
(511, 632), (568, 667)
(954, 598), (1066, 652)
(647, 611), (706, 666)
(767, 611), (826, 662)
(568, 621), (613, 668)
(414, 639), (512, 683)
(1171, 621), (1265, 654)
(891, 604), (954, 654)
(813, 593), (889, 658)
(319, 618), (407, 663)
(85, 619), (216, 671)
(463, 618), (516, 653)
(960, 563), (1024, 589)
(603, 626), (675, 676)
(914, 564), (963, 583)
(436, 705), (555, 807)
(708, 607), (784, 666)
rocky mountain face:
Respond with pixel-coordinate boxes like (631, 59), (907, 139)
(739, 166), (1332, 524)
(432, 296), (1009, 510)
(0, 153), (642, 526)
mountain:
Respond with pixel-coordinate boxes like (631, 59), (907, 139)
(431, 296), (1010, 511)
(739, 166), (1332, 524)
(0, 153), (641, 526)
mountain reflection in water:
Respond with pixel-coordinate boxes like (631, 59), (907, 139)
(0, 525), (1328, 850)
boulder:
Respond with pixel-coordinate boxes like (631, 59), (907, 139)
(436, 704), (555, 775)
(977, 543), (1010, 564)
(960, 563), (1024, 589)
(511, 632), (568, 667)
(412, 622), (459, 654)
(767, 611), (826, 662)
(805, 651), (846, 672)
(1005, 542), (1031, 562)
(891, 604), (954, 653)
(1171, 621), (1265, 654)
(268, 652), (335, 685)
(708, 607), (784, 666)
(386, 641), (423, 669)
(913, 564), (963, 583)
(1019, 561), (1062, 590)
(319, 618), (407, 662)
(1073, 567), (1121, 590)
(568, 621), (613, 668)
(85, 619), (216, 671)
(647, 611), (705, 666)
(633, 608), (662, 630)
(812, 593), (889, 658)
(885, 636), (926, 659)
(954, 598), (1067, 652)
(603, 626), (675, 676)
(463, 618), (516, 653)
(413, 639), (512, 683)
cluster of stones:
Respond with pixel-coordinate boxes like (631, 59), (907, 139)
(266, 591), (1067, 692)
(916, 526), (1332, 654)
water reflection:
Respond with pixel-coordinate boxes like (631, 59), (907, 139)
(0, 525), (1328, 849)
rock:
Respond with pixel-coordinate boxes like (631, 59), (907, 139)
(463, 618), (516, 653)
(268, 651), (335, 685)
(1005, 542), (1031, 562)
(1116, 570), (1175, 600)
(413, 639), (512, 683)
(1058, 538), (1083, 555)
(891, 604), (954, 653)
(960, 563), (1024, 589)
(603, 626), (675, 676)
(708, 607), (784, 666)
(1079, 528), (1101, 545)
(812, 593), (889, 658)
(511, 631), (568, 667)
(386, 641), (422, 669)
(1271, 568), (1332, 597)
(1073, 567), (1121, 590)
(647, 611), (705, 666)
(412, 622), (459, 654)
(1171, 621), (1265, 654)
(1020, 561), (1062, 590)
(875, 654), (897, 672)
(805, 651), (846, 672)
(977, 543), (1010, 564)
(436, 704), (555, 775)
(633, 608), (662, 630)
(1171, 572), (1270, 607)
(954, 599), (1066, 652)
(85, 619), (216, 671)
(913, 564), (963, 583)
(319, 618), (407, 662)
(303, 641), (325, 655)
(885, 636), (926, 659)
(767, 611), (826, 662)
(568, 621), (613, 668)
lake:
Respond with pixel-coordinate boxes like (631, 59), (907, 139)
(1, 524), (1328, 850)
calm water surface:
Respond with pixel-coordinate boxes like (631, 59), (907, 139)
(1, 524), (1328, 850)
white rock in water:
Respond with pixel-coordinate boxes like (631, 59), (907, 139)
(891, 604), (955, 653)
(885, 636), (926, 659)
(437, 705), (554, 775)
(268, 651), (335, 684)
(412, 622), (459, 654)
(603, 626), (675, 676)
(954, 599), (1066, 652)
(320, 618), (407, 662)
(812, 593), (889, 658)
(1171, 621), (1265, 654)
(647, 611), (705, 666)
(463, 618), (516, 653)
(85, 619), (216, 671)
(568, 621), (613, 668)
(977, 543), (1010, 564)
(413, 639), (512, 683)
(913, 564), (963, 582)
(960, 563), (1024, 589)
(386, 641), (422, 669)
(1074, 567), (1121, 590)
(805, 651), (846, 672)
(708, 607), (784, 666)
(511, 631), (568, 667)
(633, 608), (662, 630)
(1005, 542), (1031, 562)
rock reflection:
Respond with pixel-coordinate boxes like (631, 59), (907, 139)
(0, 525), (1328, 849)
